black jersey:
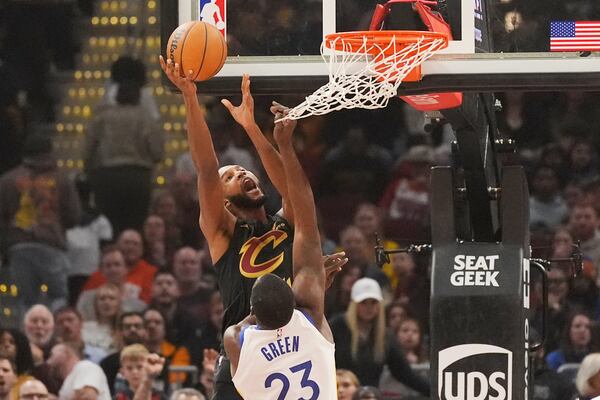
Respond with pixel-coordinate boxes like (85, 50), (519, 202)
(214, 214), (294, 332)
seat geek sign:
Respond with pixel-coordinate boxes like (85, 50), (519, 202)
(450, 255), (500, 287)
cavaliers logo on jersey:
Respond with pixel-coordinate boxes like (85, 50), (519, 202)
(239, 230), (288, 278)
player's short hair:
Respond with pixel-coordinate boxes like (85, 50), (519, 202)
(250, 274), (295, 330)
(120, 344), (149, 363)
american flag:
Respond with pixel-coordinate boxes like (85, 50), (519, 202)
(550, 21), (600, 51)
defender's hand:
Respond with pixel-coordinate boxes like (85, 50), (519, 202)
(221, 74), (255, 130)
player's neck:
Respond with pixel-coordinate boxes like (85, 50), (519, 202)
(234, 207), (268, 223)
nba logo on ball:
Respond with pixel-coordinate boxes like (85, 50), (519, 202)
(438, 344), (511, 400)
(199, 0), (226, 34)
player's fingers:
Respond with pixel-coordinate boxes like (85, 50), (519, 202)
(221, 99), (234, 111)
(187, 69), (195, 80)
(159, 55), (166, 70)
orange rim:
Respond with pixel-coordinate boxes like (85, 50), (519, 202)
(324, 30), (449, 55)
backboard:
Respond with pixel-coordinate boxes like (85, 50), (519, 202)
(161, 0), (600, 95)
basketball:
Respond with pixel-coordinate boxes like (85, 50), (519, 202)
(166, 21), (227, 81)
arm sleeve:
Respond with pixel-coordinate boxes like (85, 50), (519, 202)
(386, 338), (430, 396)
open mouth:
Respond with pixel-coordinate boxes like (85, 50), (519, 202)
(242, 177), (258, 192)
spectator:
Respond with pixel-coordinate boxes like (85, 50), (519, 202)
(169, 172), (203, 248)
(172, 247), (213, 322)
(77, 246), (146, 320)
(170, 388), (205, 400)
(85, 75), (164, 234)
(396, 317), (426, 364)
(18, 379), (49, 400)
(0, 356), (17, 400)
(47, 341), (111, 400)
(0, 134), (81, 312)
(100, 312), (148, 395)
(0, 329), (34, 398)
(115, 345), (165, 400)
(197, 349), (218, 399)
(352, 386), (383, 400)
(81, 230), (157, 304)
(329, 278), (429, 395)
(575, 353), (600, 400)
(546, 311), (595, 370)
(23, 305), (55, 362)
(143, 308), (191, 386)
(325, 263), (362, 317)
(569, 139), (599, 185)
(142, 215), (168, 269)
(336, 369), (360, 400)
(149, 192), (182, 257)
(529, 165), (568, 230)
(54, 306), (106, 364)
(379, 145), (433, 242)
(80, 283), (122, 361)
(338, 226), (389, 290)
(530, 329), (576, 400)
(385, 301), (408, 333)
(536, 266), (571, 353)
(352, 203), (400, 288)
(188, 292), (223, 371)
(66, 172), (113, 305)
(568, 202), (600, 276)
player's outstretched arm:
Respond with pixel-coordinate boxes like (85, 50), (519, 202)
(221, 75), (295, 225)
(223, 314), (256, 376)
(159, 56), (234, 261)
(273, 112), (328, 329)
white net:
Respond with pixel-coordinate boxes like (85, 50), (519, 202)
(283, 32), (447, 121)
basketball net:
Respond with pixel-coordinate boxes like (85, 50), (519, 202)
(282, 32), (447, 121)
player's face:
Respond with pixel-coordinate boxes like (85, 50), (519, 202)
(219, 165), (265, 208)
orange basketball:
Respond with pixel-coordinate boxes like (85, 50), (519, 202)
(166, 21), (227, 81)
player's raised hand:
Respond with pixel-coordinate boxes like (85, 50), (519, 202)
(145, 353), (166, 378)
(323, 251), (348, 289)
(159, 55), (197, 97)
(272, 102), (296, 144)
(221, 74), (256, 130)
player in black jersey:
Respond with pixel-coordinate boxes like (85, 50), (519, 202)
(160, 59), (346, 399)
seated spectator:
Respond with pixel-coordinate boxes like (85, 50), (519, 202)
(169, 172), (203, 248)
(575, 353), (600, 400)
(170, 388), (205, 400)
(546, 311), (595, 370)
(149, 192), (182, 255)
(18, 379), (49, 400)
(329, 278), (429, 395)
(143, 309), (190, 387)
(77, 246), (146, 320)
(47, 341), (111, 400)
(396, 317), (427, 364)
(0, 134), (81, 313)
(81, 284), (122, 361)
(66, 172), (113, 305)
(0, 329), (34, 398)
(54, 306), (106, 364)
(535, 266), (571, 353)
(23, 305), (56, 362)
(379, 145), (433, 242)
(197, 349), (218, 400)
(100, 312), (148, 395)
(187, 292), (223, 372)
(172, 247), (213, 322)
(0, 355), (17, 400)
(82, 230), (157, 304)
(385, 302), (408, 334)
(568, 139), (599, 185)
(529, 165), (568, 230)
(352, 203), (400, 288)
(336, 369), (360, 400)
(115, 345), (165, 400)
(352, 386), (383, 400)
(569, 202), (600, 279)
(142, 215), (169, 269)
(338, 225), (389, 290)
(530, 329), (576, 400)
(325, 263), (362, 318)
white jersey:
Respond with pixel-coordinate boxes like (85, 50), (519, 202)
(232, 309), (336, 400)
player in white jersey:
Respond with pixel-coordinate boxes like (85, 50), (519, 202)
(223, 105), (342, 400)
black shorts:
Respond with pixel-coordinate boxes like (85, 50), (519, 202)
(212, 355), (243, 400)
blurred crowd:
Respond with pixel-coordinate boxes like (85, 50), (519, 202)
(1, 0), (600, 399)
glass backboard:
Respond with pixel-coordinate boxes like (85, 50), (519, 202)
(161, 0), (600, 94)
